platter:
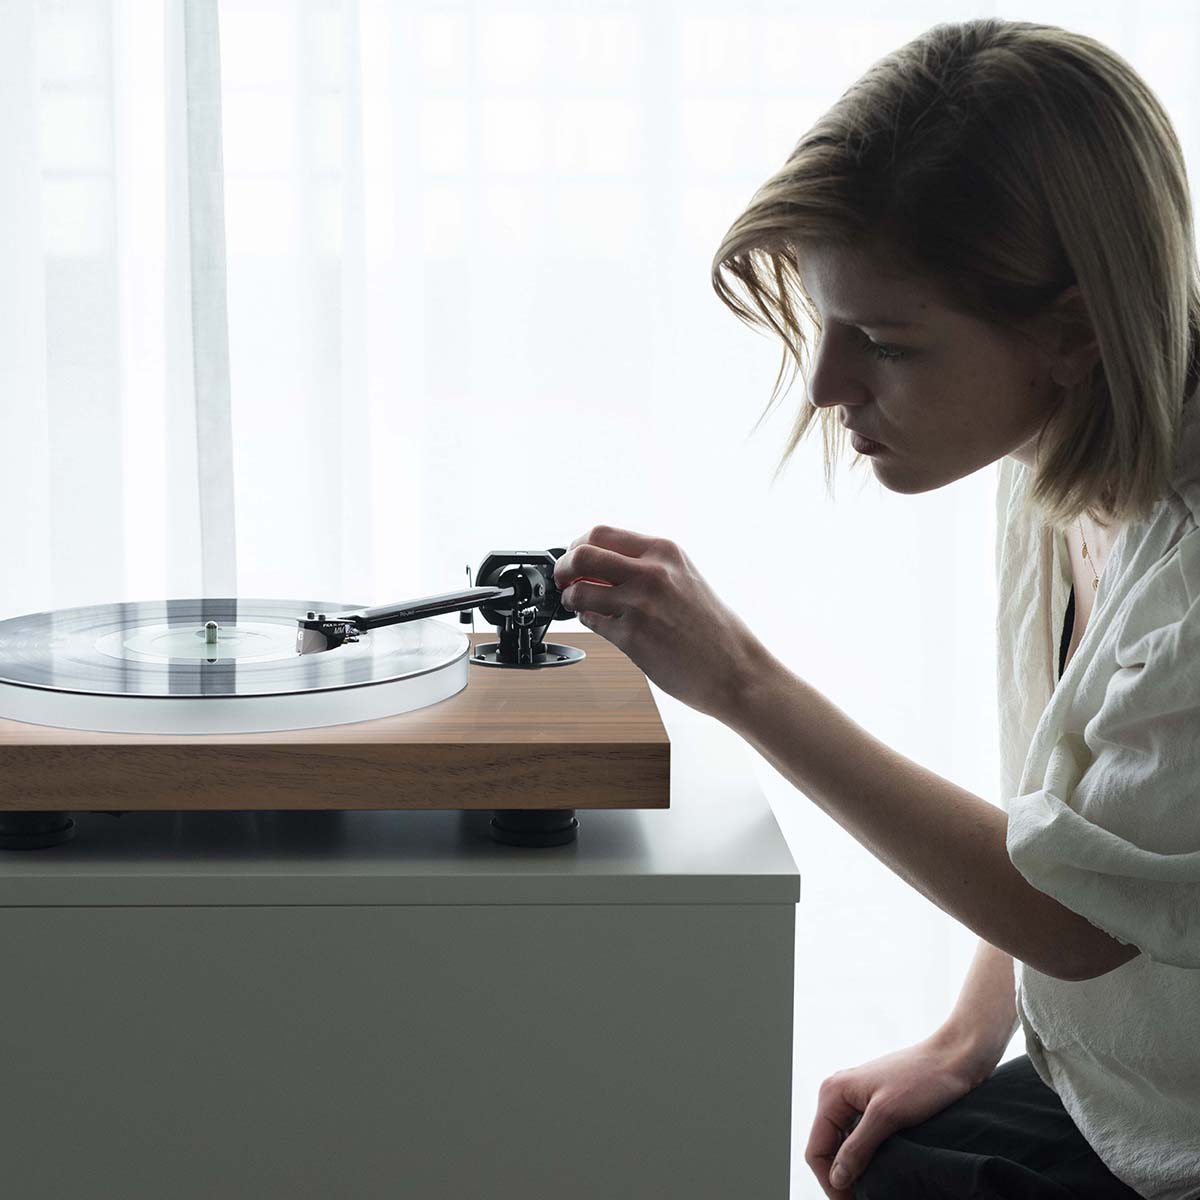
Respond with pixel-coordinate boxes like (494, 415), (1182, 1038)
(0, 598), (469, 735)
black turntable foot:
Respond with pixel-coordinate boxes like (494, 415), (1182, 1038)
(0, 812), (77, 850)
(490, 809), (578, 847)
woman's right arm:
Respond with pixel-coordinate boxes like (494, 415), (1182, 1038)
(937, 937), (1019, 1081)
(805, 938), (1019, 1197)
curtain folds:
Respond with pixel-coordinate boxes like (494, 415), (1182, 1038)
(1, 0), (237, 613)
(179, 0), (237, 597)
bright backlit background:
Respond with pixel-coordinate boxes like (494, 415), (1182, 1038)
(4, 2), (1199, 1194)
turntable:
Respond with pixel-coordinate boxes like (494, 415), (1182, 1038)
(0, 549), (670, 851)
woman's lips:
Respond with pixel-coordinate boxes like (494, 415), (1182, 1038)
(850, 432), (885, 455)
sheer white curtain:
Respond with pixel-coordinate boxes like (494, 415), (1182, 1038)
(0, 0), (237, 614)
(5, 2), (1200, 1195)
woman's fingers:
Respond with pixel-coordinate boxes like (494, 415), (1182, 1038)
(555, 527), (674, 628)
(805, 1089), (862, 1197)
(555, 543), (644, 591)
(567, 524), (660, 558)
(560, 579), (620, 617)
(822, 1097), (901, 1193)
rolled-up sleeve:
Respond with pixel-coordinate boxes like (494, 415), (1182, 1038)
(1006, 532), (1200, 968)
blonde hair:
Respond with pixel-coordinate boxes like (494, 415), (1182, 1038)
(712, 17), (1200, 531)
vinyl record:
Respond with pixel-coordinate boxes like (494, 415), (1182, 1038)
(0, 598), (469, 735)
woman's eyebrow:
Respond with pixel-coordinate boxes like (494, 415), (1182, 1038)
(801, 292), (928, 330)
(843, 315), (920, 330)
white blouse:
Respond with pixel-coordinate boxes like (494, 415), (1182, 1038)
(995, 394), (1200, 1200)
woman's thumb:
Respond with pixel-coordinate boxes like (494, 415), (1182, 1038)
(828, 1098), (898, 1191)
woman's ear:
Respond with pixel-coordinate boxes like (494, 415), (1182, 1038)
(1044, 284), (1101, 388)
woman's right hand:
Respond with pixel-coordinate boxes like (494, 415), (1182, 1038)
(804, 1027), (1000, 1197)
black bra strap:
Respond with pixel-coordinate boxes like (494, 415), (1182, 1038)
(1058, 585), (1076, 680)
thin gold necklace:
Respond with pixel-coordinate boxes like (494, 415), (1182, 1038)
(1077, 516), (1102, 591)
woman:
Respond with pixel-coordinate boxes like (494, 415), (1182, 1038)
(553, 18), (1200, 1200)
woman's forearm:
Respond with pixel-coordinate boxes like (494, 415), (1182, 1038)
(932, 939), (1019, 1084)
(725, 646), (1139, 982)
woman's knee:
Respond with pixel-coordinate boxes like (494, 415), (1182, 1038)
(851, 1131), (972, 1200)
(851, 1133), (920, 1199)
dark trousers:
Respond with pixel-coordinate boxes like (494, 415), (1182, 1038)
(854, 1054), (1144, 1199)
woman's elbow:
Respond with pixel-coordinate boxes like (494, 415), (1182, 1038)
(1059, 939), (1142, 982)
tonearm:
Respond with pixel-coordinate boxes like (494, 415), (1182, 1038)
(295, 548), (585, 668)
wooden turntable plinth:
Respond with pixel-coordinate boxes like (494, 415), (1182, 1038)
(0, 632), (668, 829)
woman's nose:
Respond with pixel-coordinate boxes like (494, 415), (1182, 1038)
(808, 346), (869, 410)
(806, 328), (864, 408)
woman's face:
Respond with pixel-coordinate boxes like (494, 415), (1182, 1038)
(792, 241), (1070, 489)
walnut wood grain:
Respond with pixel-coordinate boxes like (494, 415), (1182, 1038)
(0, 631), (670, 812)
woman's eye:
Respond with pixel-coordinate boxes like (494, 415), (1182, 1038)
(847, 326), (907, 362)
(865, 340), (906, 363)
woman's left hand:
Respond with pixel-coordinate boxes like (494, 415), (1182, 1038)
(553, 524), (770, 722)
